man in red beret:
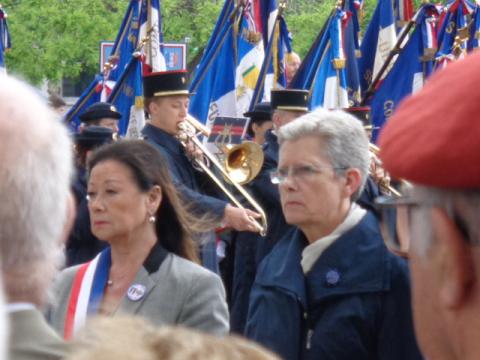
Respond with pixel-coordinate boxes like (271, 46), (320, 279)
(378, 49), (480, 360)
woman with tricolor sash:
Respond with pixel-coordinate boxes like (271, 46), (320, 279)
(48, 140), (229, 339)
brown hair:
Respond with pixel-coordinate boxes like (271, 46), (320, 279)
(88, 140), (200, 262)
(144, 96), (155, 114)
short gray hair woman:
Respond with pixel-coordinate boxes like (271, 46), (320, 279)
(244, 107), (422, 360)
(279, 107), (370, 199)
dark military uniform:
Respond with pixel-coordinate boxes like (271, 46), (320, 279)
(67, 166), (107, 266)
(142, 71), (230, 272)
(230, 129), (294, 333)
(230, 90), (310, 333)
(141, 124), (227, 218)
(141, 125), (227, 273)
(66, 126), (114, 266)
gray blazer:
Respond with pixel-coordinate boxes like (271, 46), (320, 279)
(49, 248), (229, 337)
(9, 309), (68, 360)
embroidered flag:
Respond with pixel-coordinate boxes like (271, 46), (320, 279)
(368, 4), (439, 141)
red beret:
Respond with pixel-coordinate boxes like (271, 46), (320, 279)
(378, 49), (480, 189)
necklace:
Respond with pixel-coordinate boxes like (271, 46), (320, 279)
(107, 280), (113, 286)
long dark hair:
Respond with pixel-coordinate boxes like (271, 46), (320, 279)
(87, 140), (200, 263)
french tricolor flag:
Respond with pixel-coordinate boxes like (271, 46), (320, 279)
(435, 0), (476, 68)
(139, 0), (166, 74)
(358, 0), (397, 96)
(310, 8), (349, 110)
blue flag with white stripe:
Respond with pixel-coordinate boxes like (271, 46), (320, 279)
(235, 3), (265, 117)
(310, 8), (349, 110)
(200, 0), (235, 63)
(139, 0), (166, 73)
(262, 1), (292, 100)
(288, 14), (333, 91)
(369, 4), (439, 141)
(65, 0), (142, 131)
(107, 57), (145, 137)
(249, 14), (291, 109)
(190, 2), (266, 127)
(189, 13), (237, 126)
(436, 0), (476, 68)
(358, 0), (397, 96)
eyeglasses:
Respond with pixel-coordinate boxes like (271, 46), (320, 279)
(374, 195), (471, 258)
(270, 165), (347, 185)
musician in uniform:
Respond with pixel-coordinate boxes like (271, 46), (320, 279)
(79, 102), (121, 134)
(68, 103), (121, 266)
(140, 70), (261, 272)
(345, 107), (382, 215)
(67, 126), (115, 266)
(243, 102), (273, 145)
(230, 89), (309, 333)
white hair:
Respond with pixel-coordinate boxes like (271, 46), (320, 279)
(0, 279), (7, 360)
(409, 186), (480, 258)
(278, 107), (371, 200)
(0, 75), (73, 303)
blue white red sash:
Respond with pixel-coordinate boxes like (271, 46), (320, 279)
(64, 247), (111, 340)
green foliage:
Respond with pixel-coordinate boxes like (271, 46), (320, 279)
(2, 0), (386, 84)
(162, 0), (223, 59)
(5, 0), (129, 84)
(284, 1), (334, 58)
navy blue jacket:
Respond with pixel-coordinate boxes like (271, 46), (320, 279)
(67, 166), (106, 266)
(230, 130), (294, 333)
(245, 212), (423, 360)
(248, 130), (292, 261)
(142, 124), (227, 218)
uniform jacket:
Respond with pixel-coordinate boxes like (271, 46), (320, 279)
(49, 244), (230, 337)
(9, 309), (67, 360)
(230, 130), (294, 333)
(248, 129), (291, 261)
(67, 166), (106, 266)
(142, 124), (226, 218)
(245, 212), (423, 360)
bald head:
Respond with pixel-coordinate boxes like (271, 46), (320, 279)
(0, 75), (74, 305)
(286, 52), (301, 85)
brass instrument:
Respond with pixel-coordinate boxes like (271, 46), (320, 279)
(224, 141), (264, 185)
(178, 115), (268, 236)
(369, 143), (403, 197)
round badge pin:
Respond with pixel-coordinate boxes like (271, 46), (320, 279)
(127, 284), (146, 302)
(325, 269), (341, 287)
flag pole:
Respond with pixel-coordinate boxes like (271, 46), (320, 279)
(360, 15), (418, 105)
(288, 4), (337, 88)
(189, 4), (241, 93)
(248, 0), (287, 110)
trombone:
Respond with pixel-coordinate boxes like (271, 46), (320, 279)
(177, 115), (268, 236)
(369, 143), (408, 197)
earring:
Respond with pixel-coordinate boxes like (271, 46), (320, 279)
(149, 215), (156, 223)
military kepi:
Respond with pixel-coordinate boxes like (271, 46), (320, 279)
(244, 102), (271, 121)
(143, 70), (190, 98)
(345, 106), (377, 130)
(74, 126), (115, 149)
(271, 89), (309, 112)
(79, 102), (121, 123)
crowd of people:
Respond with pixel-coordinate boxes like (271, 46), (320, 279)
(0, 47), (479, 360)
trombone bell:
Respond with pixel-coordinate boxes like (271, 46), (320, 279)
(225, 141), (264, 185)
